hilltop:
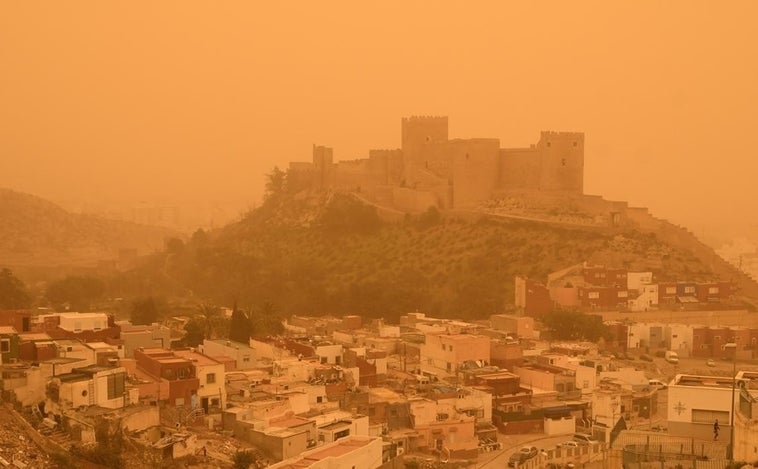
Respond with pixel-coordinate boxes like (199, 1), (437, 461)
(0, 188), (176, 268)
(109, 191), (755, 321)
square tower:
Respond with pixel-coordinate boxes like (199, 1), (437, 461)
(401, 116), (449, 151)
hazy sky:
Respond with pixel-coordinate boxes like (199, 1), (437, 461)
(1, 2), (756, 238)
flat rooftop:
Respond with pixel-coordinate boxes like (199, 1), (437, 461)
(270, 437), (376, 468)
(58, 312), (107, 319)
(208, 339), (254, 350)
(674, 374), (736, 388)
(18, 333), (52, 341)
(174, 349), (221, 366)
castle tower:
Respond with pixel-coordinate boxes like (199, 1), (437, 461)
(312, 144), (334, 189)
(401, 115), (449, 150)
(537, 131), (584, 193)
(400, 116), (449, 188)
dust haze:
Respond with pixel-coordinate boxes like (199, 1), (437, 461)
(1, 1), (756, 241)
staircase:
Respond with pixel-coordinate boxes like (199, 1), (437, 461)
(184, 407), (205, 424)
(38, 419), (72, 448)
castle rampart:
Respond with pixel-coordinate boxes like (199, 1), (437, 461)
(285, 116), (585, 213)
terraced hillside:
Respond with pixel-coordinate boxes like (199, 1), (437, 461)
(110, 192), (736, 321)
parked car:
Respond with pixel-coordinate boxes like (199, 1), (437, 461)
(648, 379), (667, 389)
(558, 441), (579, 448)
(707, 359), (716, 367)
(640, 354), (654, 362)
(520, 446), (538, 460)
(508, 452), (524, 467)
(573, 433), (597, 445)
(508, 447), (538, 467)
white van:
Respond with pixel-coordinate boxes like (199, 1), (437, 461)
(664, 351), (679, 364)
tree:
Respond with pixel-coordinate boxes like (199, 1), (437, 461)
(130, 297), (163, 325)
(232, 450), (256, 469)
(190, 228), (209, 246)
(195, 303), (229, 340)
(319, 194), (382, 234)
(539, 309), (610, 342)
(46, 275), (105, 311)
(415, 206), (442, 230)
(264, 166), (286, 201)
(250, 301), (284, 338)
(0, 268), (31, 309)
(229, 307), (252, 343)
(165, 238), (185, 254)
(182, 317), (206, 347)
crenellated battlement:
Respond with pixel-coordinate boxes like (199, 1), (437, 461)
(286, 116), (585, 212)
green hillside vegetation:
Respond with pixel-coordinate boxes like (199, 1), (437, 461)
(109, 190), (718, 322)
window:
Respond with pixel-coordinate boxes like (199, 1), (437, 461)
(242, 356), (250, 362)
(0, 339), (9, 353)
(316, 396), (323, 403)
(588, 292), (600, 299)
(583, 380), (589, 389)
(449, 346), (453, 352)
(709, 287), (719, 294)
(442, 344), (446, 351)
(685, 286), (695, 294)
(320, 357), (327, 364)
(211, 398), (219, 406)
(107, 373), (125, 400)
(691, 409), (729, 424)
(175, 398), (185, 406)
(618, 291), (628, 298)
(206, 373), (216, 384)
(666, 287), (676, 294)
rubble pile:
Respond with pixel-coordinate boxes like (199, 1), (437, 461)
(0, 420), (52, 468)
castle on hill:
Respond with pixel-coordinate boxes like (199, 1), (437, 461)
(287, 116), (584, 213)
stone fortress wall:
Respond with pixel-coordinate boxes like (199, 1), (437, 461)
(287, 116), (585, 213)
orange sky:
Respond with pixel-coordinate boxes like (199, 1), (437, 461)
(1, 1), (756, 238)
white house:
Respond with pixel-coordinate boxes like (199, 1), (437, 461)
(201, 339), (256, 370)
(57, 313), (109, 332)
(174, 350), (226, 414)
(53, 365), (128, 410)
(667, 374), (740, 441)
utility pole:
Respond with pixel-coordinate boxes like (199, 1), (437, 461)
(725, 340), (737, 462)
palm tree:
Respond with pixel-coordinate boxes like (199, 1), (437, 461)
(250, 301), (284, 338)
(197, 303), (225, 340)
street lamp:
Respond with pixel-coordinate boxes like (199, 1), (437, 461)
(724, 341), (737, 461)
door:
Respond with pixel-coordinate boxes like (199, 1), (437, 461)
(201, 397), (209, 414)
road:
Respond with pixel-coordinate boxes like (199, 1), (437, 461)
(478, 434), (572, 468)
